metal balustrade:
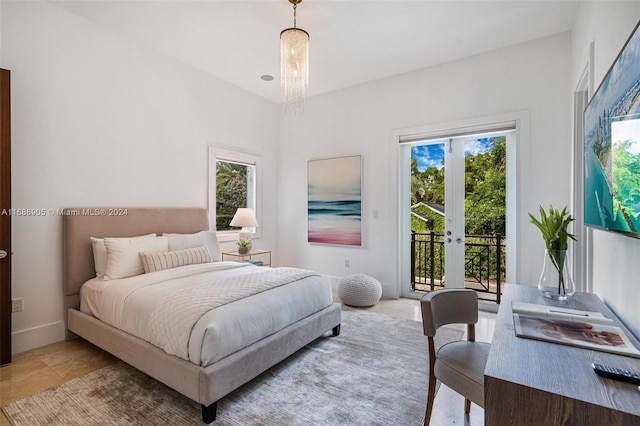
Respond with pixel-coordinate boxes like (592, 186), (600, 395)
(410, 231), (505, 303)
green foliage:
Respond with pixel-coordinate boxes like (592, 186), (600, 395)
(613, 140), (640, 221)
(411, 214), (429, 233)
(410, 136), (506, 235)
(464, 137), (506, 235)
(529, 205), (576, 294)
(528, 205), (576, 251)
(411, 158), (445, 205)
(411, 203), (445, 232)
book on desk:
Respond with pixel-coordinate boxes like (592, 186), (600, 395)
(512, 302), (640, 358)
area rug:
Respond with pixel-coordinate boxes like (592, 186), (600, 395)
(2, 309), (462, 425)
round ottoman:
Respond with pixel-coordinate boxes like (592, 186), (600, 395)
(337, 273), (382, 307)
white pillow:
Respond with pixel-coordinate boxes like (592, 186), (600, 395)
(139, 246), (213, 273)
(163, 230), (221, 261)
(91, 233), (156, 278)
(104, 236), (168, 280)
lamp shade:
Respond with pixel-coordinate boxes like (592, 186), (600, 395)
(229, 208), (259, 228)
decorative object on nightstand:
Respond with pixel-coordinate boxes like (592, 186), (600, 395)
(236, 239), (250, 255)
(337, 274), (382, 307)
(230, 208), (259, 250)
(529, 205), (576, 300)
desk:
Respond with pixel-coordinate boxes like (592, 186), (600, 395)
(485, 284), (640, 425)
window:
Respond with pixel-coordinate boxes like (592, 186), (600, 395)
(215, 160), (255, 231)
(208, 146), (261, 240)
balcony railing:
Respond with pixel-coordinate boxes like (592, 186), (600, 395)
(411, 231), (506, 303)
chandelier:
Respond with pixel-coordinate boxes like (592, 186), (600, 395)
(280, 0), (309, 115)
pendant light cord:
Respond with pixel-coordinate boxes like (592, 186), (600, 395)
(293, 3), (297, 28)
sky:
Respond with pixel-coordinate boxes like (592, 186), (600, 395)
(612, 118), (640, 155)
(411, 138), (493, 171)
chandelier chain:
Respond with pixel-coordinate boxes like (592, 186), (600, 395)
(281, 0), (308, 115)
(293, 4), (297, 28)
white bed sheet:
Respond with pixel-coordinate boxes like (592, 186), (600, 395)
(80, 262), (333, 366)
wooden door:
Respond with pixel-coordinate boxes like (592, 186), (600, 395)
(0, 69), (11, 365)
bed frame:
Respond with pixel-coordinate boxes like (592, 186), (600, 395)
(62, 207), (341, 423)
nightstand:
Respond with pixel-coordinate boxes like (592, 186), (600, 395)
(221, 249), (271, 267)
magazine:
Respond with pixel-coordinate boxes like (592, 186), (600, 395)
(511, 302), (615, 325)
(512, 302), (640, 358)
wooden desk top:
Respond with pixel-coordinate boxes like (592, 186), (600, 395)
(485, 283), (640, 417)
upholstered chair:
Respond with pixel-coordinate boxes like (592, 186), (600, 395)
(420, 288), (491, 425)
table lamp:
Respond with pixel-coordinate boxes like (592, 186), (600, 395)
(230, 208), (259, 250)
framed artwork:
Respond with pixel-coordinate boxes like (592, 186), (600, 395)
(307, 155), (362, 246)
(584, 21), (640, 239)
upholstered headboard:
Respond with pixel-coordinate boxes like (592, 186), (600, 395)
(62, 208), (210, 319)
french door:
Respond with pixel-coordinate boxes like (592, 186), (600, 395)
(408, 137), (467, 291)
(400, 129), (512, 301)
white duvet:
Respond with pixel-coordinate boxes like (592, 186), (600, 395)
(80, 261), (333, 366)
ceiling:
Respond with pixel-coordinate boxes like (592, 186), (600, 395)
(51, 1), (580, 105)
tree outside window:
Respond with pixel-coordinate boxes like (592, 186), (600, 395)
(216, 160), (254, 231)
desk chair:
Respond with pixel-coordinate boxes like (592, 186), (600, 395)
(420, 288), (491, 425)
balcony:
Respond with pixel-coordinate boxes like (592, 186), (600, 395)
(410, 231), (506, 303)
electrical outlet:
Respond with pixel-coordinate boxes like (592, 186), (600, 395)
(344, 260), (350, 268)
(12, 297), (23, 313)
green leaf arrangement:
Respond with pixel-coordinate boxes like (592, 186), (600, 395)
(529, 205), (576, 295)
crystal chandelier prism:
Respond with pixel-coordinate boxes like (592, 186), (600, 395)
(280, 0), (309, 115)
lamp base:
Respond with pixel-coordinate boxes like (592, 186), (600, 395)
(239, 228), (252, 251)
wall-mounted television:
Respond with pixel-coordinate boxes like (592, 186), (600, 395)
(584, 21), (640, 239)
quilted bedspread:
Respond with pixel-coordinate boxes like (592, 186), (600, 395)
(144, 267), (319, 360)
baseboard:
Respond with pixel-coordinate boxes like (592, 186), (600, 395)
(12, 321), (65, 355)
(325, 275), (341, 290)
(479, 300), (499, 313)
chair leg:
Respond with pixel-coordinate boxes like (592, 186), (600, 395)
(464, 398), (471, 414)
(424, 372), (437, 425)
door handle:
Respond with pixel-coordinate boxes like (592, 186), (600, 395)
(456, 238), (466, 244)
(0, 250), (7, 259)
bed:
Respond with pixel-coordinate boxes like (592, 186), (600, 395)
(63, 207), (342, 423)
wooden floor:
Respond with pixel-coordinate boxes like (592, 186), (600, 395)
(1, 296), (495, 426)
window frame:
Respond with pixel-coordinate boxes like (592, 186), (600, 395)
(208, 145), (262, 242)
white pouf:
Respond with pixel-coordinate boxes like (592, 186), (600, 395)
(337, 274), (382, 307)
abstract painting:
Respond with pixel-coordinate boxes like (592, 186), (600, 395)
(308, 155), (362, 246)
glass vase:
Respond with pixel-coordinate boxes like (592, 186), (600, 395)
(538, 249), (575, 300)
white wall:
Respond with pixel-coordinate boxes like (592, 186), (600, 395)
(572, 2), (640, 338)
(277, 33), (572, 298)
(1, 1), (279, 353)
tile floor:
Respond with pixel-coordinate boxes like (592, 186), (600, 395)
(0, 296), (496, 426)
